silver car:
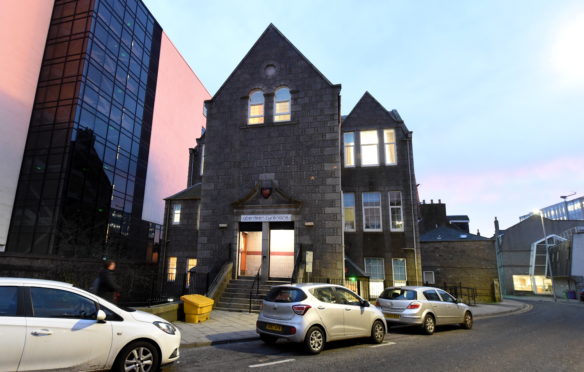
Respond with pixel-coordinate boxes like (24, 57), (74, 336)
(375, 286), (473, 335)
(256, 283), (386, 354)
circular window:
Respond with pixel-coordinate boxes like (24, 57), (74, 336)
(264, 64), (277, 77)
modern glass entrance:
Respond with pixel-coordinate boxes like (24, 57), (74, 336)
(237, 220), (295, 279)
(269, 222), (294, 279)
(238, 222), (262, 277)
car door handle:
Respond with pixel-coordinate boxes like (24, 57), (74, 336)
(317, 306), (326, 310)
(31, 329), (53, 336)
(345, 308), (351, 311)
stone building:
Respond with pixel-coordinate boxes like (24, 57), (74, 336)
(419, 200), (497, 302)
(341, 92), (420, 296)
(163, 24), (421, 301)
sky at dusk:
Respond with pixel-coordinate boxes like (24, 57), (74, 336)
(143, 0), (584, 237)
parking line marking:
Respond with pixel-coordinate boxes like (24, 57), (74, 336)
(249, 359), (296, 368)
(371, 341), (396, 348)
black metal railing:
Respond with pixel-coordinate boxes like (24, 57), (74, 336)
(249, 264), (262, 313)
(290, 244), (304, 284)
(441, 282), (477, 306)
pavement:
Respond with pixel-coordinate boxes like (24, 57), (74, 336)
(174, 298), (540, 348)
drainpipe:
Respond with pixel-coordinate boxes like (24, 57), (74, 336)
(405, 131), (420, 285)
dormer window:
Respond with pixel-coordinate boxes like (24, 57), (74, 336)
(248, 90), (264, 124)
(274, 87), (291, 122)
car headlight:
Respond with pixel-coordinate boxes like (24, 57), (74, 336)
(154, 321), (177, 335)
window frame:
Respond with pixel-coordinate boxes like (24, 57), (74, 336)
(389, 191), (404, 232)
(186, 258), (197, 287)
(364, 257), (385, 280)
(362, 192), (382, 232)
(423, 271), (435, 285)
(199, 144), (205, 176)
(172, 203), (181, 225)
(343, 192), (356, 232)
(273, 87), (291, 122)
(167, 256), (177, 282)
(392, 258), (407, 286)
(248, 90), (264, 125)
(343, 132), (355, 167)
(383, 129), (397, 165)
(359, 130), (379, 167)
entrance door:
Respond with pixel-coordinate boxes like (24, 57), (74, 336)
(238, 223), (263, 277)
(269, 222), (295, 279)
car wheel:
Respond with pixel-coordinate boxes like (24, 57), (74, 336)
(304, 326), (325, 354)
(422, 314), (435, 335)
(260, 334), (278, 345)
(461, 311), (473, 330)
(114, 340), (160, 372)
(370, 320), (385, 344)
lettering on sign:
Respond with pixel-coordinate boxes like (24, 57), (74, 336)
(241, 215), (292, 222)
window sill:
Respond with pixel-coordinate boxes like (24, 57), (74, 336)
(241, 120), (298, 128)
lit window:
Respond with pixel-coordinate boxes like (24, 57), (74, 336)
(389, 191), (404, 231)
(248, 90), (264, 124)
(172, 203), (181, 224)
(200, 144), (205, 176)
(384, 129), (397, 165)
(423, 271), (435, 285)
(512, 275), (532, 291)
(167, 257), (177, 282)
(343, 193), (356, 231)
(360, 130), (379, 166)
(362, 192), (382, 231)
(186, 258), (197, 286)
(274, 87), (291, 122)
(343, 132), (355, 167)
(392, 258), (407, 286)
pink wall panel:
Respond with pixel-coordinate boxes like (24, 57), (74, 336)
(0, 1), (54, 247)
(142, 33), (210, 225)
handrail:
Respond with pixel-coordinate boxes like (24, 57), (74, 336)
(291, 244), (304, 284)
(249, 264), (262, 313)
(206, 261), (233, 299)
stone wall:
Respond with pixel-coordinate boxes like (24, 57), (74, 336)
(421, 239), (498, 302)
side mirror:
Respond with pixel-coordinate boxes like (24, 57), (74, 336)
(361, 300), (370, 307)
(96, 309), (107, 322)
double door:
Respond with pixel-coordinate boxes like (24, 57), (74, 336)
(238, 222), (295, 279)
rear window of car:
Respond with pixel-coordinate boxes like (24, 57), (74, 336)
(265, 287), (307, 303)
(379, 288), (417, 300)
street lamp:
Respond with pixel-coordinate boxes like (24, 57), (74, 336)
(533, 210), (557, 302)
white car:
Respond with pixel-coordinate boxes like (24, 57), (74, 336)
(0, 277), (180, 372)
(256, 283), (386, 354)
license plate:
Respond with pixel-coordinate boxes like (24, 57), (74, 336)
(265, 324), (283, 332)
(384, 313), (400, 319)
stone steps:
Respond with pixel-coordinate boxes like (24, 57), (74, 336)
(215, 278), (289, 313)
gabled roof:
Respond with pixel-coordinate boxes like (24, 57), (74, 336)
(420, 226), (489, 242)
(448, 215), (470, 222)
(342, 91), (409, 133)
(208, 24), (339, 102)
(164, 183), (201, 200)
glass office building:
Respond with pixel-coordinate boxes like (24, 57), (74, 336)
(520, 197), (584, 222)
(4, 0), (209, 261)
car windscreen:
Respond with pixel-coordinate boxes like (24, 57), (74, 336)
(264, 287), (307, 303)
(379, 288), (417, 301)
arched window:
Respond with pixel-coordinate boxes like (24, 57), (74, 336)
(274, 87), (291, 122)
(248, 90), (264, 124)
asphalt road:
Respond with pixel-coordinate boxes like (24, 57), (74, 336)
(166, 301), (584, 372)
